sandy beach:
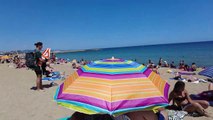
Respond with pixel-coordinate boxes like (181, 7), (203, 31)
(0, 63), (212, 120)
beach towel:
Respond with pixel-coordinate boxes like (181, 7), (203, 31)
(178, 71), (196, 75)
(42, 71), (62, 81)
(169, 78), (200, 84)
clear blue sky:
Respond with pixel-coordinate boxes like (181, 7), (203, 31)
(0, 0), (213, 51)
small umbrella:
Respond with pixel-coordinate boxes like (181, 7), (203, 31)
(54, 58), (170, 116)
(1, 55), (10, 60)
(199, 66), (213, 78)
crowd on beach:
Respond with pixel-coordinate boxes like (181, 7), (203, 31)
(146, 58), (198, 73)
(0, 51), (69, 69)
(1, 44), (212, 120)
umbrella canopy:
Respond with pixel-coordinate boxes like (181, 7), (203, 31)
(54, 58), (170, 116)
(199, 66), (213, 78)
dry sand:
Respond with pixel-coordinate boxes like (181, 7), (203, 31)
(0, 63), (212, 120)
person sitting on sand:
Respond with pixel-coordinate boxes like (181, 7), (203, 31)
(179, 60), (185, 70)
(152, 65), (159, 74)
(45, 61), (55, 77)
(184, 64), (190, 71)
(163, 61), (169, 67)
(191, 63), (197, 71)
(169, 81), (209, 117)
(158, 57), (163, 67)
(179, 65), (185, 71)
(170, 61), (176, 68)
(147, 59), (152, 68)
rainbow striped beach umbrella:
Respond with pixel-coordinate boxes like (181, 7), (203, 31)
(54, 58), (170, 116)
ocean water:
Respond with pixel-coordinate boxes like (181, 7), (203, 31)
(56, 41), (213, 67)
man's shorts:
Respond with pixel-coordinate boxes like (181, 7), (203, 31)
(34, 66), (42, 76)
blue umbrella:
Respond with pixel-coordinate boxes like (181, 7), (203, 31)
(199, 66), (213, 78)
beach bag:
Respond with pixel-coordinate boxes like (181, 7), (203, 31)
(25, 52), (36, 69)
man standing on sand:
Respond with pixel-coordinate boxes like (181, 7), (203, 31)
(34, 42), (44, 90)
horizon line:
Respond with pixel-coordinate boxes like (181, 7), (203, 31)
(56, 40), (213, 51)
(0, 40), (212, 52)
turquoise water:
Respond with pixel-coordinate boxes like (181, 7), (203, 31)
(56, 41), (213, 67)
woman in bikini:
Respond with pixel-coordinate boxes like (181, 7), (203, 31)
(169, 81), (209, 116)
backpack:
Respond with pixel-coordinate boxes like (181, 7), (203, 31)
(25, 52), (36, 69)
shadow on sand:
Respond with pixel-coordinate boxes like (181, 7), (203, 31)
(30, 83), (58, 90)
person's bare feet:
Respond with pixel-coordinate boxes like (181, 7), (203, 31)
(203, 110), (211, 117)
(36, 88), (45, 91)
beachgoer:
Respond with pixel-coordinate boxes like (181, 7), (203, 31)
(179, 65), (185, 70)
(152, 65), (159, 74)
(169, 81), (209, 116)
(179, 60), (185, 70)
(173, 72), (183, 80)
(51, 53), (56, 63)
(163, 61), (169, 67)
(34, 42), (44, 90)
(191, 63), (197, 71)
(158, 58), (163, 67)
(184, 64), (189, 71)
(70, 110), (167, 120)
(70, 112), (113, 120)
(180, 60), (184, 66)
(45, 61), (54, 76)
(170, 61), (176, 68)
(126, 110), (167, 120)
(147, 59), (154, 68)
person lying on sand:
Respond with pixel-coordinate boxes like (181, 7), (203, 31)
(173, 72), (183, 80)
(173, 73), (206, 83)
(169, 81), (209, 117)
(125, 110), (167, 120)
(195, 83), (213, 101)
(70, 110), (168, 120)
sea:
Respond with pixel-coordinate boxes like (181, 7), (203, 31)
(56, 41), (213, 67)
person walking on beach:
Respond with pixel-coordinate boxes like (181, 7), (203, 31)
(34, 42), (44, 90)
